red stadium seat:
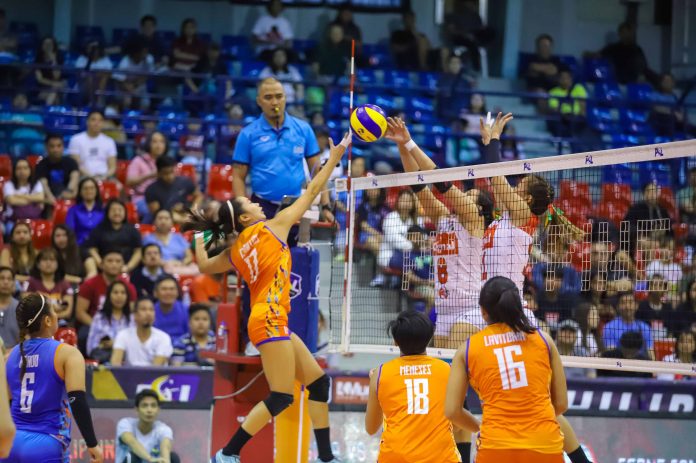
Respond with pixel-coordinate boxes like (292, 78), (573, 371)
(26, 154), (43, 169)
(52, 199), (75, 225)
(98, 180), (120, 201)
(176, 274), (196, 291)
(601, 182), (632, 206)
(0, 155), (11, 181)
(176, 163), (197, 183)
(559, 199), (591, 228)
(654, 339), (675, 361)
(207, 164), (234, 201)
(136, 223), (155, 236)
(658, 186), (679, 222)
(596, 201), (629, 227)
(54, 327), (77, 346)
(569, 241), (591, 272)
(126, 202), (139, 224)
(29, 219), (54, 249)
(116, 159), (130, 185)
(559, 180), (591, 207)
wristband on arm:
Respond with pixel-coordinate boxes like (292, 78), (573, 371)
(404, 139), (418, 151)
(68, 390), (98, 448)
(483, 138), (502, 164)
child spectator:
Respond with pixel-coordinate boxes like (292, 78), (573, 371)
(65, 177), (104, 246)
(51, 224), (85, 283)
(87, 199), (142, 274)
(26, 247), (73, 321)
(127, 131), (168, 220)
(87, 280), (132, 363)
(130, 244), (173, 299)
(153, 276), (188, 341)
(142, 209), (195, 275)
(111, 298), (173, 367)
(0, 222), (36, 283)
(68, 110), (118, 179)
(171, 18), (205, 72)
(3, 158), (45, 222)
(171, 304), (215, 366)
(115, 389), (180, 463)
(34, 36), (65, 105)
(35, 134), (80, 204)
(259, 48), (304, 105)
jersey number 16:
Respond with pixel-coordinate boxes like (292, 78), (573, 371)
(493, 345), (529, 390)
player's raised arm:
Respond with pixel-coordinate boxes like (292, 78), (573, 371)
(445, 346), (481, 433)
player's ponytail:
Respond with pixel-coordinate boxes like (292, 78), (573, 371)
(16, 293), (49, 382)
(476, 189), (495, 228)
(183, 198), (246, 250)
(479, 276), (535, 334)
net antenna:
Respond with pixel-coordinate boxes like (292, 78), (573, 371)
(332, 139), (696, 377)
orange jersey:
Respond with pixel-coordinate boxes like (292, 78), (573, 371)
(466, 324), (563, 454)
(376, 355), (460, 463)
(230, 221), (292, 310)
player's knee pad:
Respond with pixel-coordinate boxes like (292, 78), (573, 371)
(263, 391), (294, 416)
(307, 374), (331, 403)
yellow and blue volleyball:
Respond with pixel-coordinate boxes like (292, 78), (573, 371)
(350, 104), (387, 142)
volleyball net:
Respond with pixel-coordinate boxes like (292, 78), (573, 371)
(329, 139), (696, 376)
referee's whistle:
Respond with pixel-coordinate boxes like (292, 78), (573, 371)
(274, 107), (280, 113)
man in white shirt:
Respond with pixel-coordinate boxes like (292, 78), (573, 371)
(67, 109), (117, 179)
(111, 298), (173, 367)
(252, 0), (293, 59)
(116, 389), (180, 463)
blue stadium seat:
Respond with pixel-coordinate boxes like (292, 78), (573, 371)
(584, 58), (615, 83)
(43, 106), (77, 132)
(594, 82), (623, 105)
(198, 33), (212, 45)
(157, 111), (188, 139)
(356, 69), (378, 85)
(75, 25), (105, 49)
(111, 28), (137, 46)
(221, 35), (254, 60)
(369, 94), (398, 112)
(240, 60), (266, 79)
(558, 55), (580, 80)
(620, 108), (649, 124)
(610, 134), (640, 149)
(363, 43), (392, 68)
(328, 92), (351, 118)
(602, 163), (633, 184)
(639, 162), (671, 187)
(10, 21), (38, 34)
(587, 106), (616, 132)
(154, 30), (176, 50)
(626, 83), (654, 109)
(383, 70), (412, 89)
(203, 113), (220, 141)
(418, 72), (440, 93)
(121, 111), (142, 135)
(15, 31), (37, 53)
(408, 97), (435, 113)
(292, 39), (317, 61)
(517, 52), (534, 77)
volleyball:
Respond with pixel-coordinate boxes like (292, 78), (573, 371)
(350, 104), (388, 142)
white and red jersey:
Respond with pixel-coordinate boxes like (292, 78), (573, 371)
(433, 216), (483, 315)
(481, 213), (538, 295)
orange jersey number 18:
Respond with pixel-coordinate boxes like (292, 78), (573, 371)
(404, 378), (429, 414)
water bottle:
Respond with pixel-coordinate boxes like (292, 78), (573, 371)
(217, 321), (229, 354)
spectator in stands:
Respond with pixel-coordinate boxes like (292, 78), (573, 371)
(624, 182), (671, 254)
(252, 0), (294, 61)
(259, 48), (304, 105)
(130, 243), (172, 299)
(598, 331), (653, 378)
(555, 319), (595, 379)
(388, 225), (434, 307)
(356, 188), (390, 261)
(171, 304), (215, 366)
(51, 224), (85, 283)
(657, 331), (696, 380)
(185, 42), (232, 113)
(546, 68), (588, 138)
(134, 14), (168, 68)
(636, 273), (674, 326)
(534, 265), (580, 326)
(0, 9), (17, 55)
(0, 267), (19, 349)
(575, 302), (601, 356)
(171, 18), (206, 72)
(113, 38), (155, 111)
(3, 158), (45, 222)
(111, 298), (172, 367)
(599, 22), (656, 85)
(76, 249), (137, 331)
(671, 280), (696, 335)
(26, 247), (73, 321)
(68, 110), (118, 179)
(302, 128), (343, 182)
(86, 280), (132, 363)
(312, 24), (350, 80)
(232, 77), (330, 232)
(127, 131), (167, 220)
(74, 40), (112, 105)
(35, 134), (80, 206)
(331, 5), (362, 52)
(87, 199), (143, 274)
(442, 0), (494, 71)
(649, 73), (686, 137)
(4, 93), (44, 157)
(66, 177), (104, 245)
(603, 292), (653, 358)
(142, 209), (194, 275)
(145, 156), (202, 225)
(153, 276), (188, 341)
(646, 238), (682, 290)
(190, 272), (223, 308)
(34, 36), (65, 105)
(437, 54), (472, 121)
(375, 189), (421, 287)
(0, 222), (35, 283)
(115, 389), (180, 463)
(677, 167), (696, 218)
(390, 10), (431, 71)
(525, 34), (561, 94)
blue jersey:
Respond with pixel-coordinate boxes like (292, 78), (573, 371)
(6, 338), (71, 447)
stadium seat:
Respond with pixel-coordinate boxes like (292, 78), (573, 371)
(418, 72), (440, 93)
(384, 70), (412, 89)
(121, 110), (143, 135)
(654, 339), (675, 361)
(356, 68), (378, 85)
(176, 163), (197, 183)
(601, 182), (632, 205)
(596, 201), (629, 227)
(136, 223), (155, 236)
(658, 186), (679, 221)
(111, 28), (137, 46)
(207, 164), (234, 201)
(154, 30), (176, 49)
(98, 180), (120, 201)
(125, 202), (138, 224)
(52, 199), (75, 225)
(74, 25), (105, 50)
(626, 83), (654, 109)
(639, 162), (671, 187)
(26, 154), (42, 169)
(54, 327), (77, 346)
(610, 134), (640, 148)
(559, 199), (591, 227)
(10, 21), (38, 34)
(240, 61), (266, 79)
(0, 155), (12, 180)
(594, 82), (623, 105)
(44, 106), (77, 132)
(221, 35), (253, 61)
(583, 58), (615, 82)
(158, 111), (187, 139)
(29, 219), (53, 249)
(559, 180), (591, 207)
(116, 160), (129, 185)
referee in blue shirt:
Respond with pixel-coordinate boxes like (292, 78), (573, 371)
(232, 77), (333, 231)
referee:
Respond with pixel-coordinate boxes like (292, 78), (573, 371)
(232, 77), (333, 238)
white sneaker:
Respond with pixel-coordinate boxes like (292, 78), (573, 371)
(212, 450), (240, 463)
(244, 341), (260, 356)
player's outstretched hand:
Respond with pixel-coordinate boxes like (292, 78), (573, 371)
(329, 132), (352, 158)
(88, 446), (103, 463)
(385, 117), (411, 145)
(479, 112), (513, 145)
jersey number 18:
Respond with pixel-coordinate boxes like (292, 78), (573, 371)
(404, 378), (429, 415)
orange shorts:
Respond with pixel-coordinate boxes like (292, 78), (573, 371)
(476, 449), (563, 463)
(248, 302), (291, 347)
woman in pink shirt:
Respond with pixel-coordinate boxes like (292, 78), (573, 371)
(126, 131), (168, 220)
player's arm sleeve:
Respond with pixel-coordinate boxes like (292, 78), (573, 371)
(232, 130), (251, 164)
(482, 138), (501, 164)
